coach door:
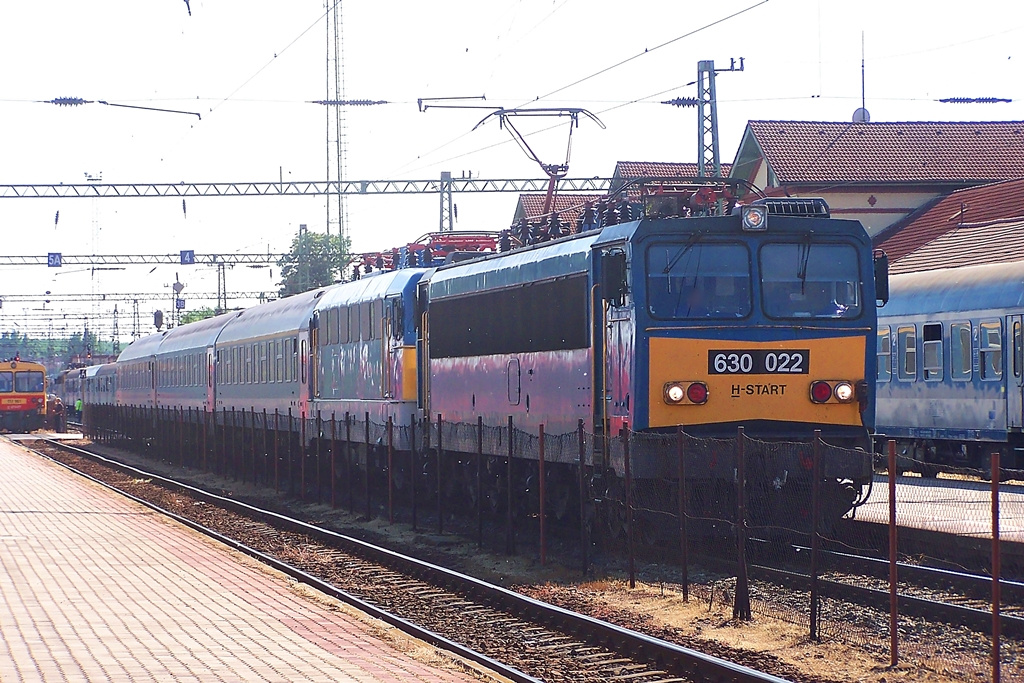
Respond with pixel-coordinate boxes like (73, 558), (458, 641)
(206, 346), (215, 411)
(1009, 315), (1023, 430)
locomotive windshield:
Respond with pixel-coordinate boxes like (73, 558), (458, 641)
(13, 371), (44, 392)
(760, 242), (862, 319)
(646, 242), (752, 319)
(0, 372), (11, 392)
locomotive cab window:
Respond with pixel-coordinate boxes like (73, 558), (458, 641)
(897, 325), (917, 381)
(0, 372), (12, 392)
(922, 323), (943, 381)
(980, 320), (1003, 380)
(877, 327), (891, 382)
(760, 242), (862, 319)
(646, 242), (751, 319)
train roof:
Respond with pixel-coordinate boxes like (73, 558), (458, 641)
(882, 260), (1024, 317)
(116, 330), (167, 362)
(428, 231), (599, 298)
(158, 310), (236, 354)
(84, 363), (117, 378)
(315, 268), (427, 309)
(216, 287), (327, 344)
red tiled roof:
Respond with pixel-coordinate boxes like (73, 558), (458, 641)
(747, 120), (1024, 184)
(877, 177), (1024, 262)
(614, 161), (732, 178)
(888, 217), (1024, 274)
(516, 193), (604, 224)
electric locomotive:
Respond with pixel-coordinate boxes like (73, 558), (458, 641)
(0, 358), (48, 432)
(425, 190), (885, 522)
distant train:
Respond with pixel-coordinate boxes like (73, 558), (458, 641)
(85, 182), (885, 527)
(875, 260), (1024, 472)
(0, 358), (47, 432)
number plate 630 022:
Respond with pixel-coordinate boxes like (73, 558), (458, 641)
(708, 350), (809, 375)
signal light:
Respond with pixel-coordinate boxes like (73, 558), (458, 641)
(810, 381), (833, 403)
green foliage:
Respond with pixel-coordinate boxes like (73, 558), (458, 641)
(277, 228), (350, 297)
(0, 329), (115, 375)
(179, 307), (219, 325)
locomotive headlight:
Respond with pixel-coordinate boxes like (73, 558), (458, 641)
(833, 381), (855, 403)
(741, 204), (768, 231)
(664, 382), (686, 404)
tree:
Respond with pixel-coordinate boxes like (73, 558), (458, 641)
(179, 307), (219, 325)
(277, 226), (350, 297)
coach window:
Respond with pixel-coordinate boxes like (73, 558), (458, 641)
(980, 320), (1003, 380)
(950, 323), (972, 380)
(292, 337), (299, 381)
(897, 325), (916, 381)
(922, 323), (943, 381)
(876, 327), (891, 382)
(339, 306), (350, 343)
(361, 302), (372, 341)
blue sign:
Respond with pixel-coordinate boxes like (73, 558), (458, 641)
(180, 249), (195, 265)
(175, 298), (186, 310)
(47, 252), (62, 268)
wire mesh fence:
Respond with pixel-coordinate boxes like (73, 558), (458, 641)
(84, 404), (1021, 679)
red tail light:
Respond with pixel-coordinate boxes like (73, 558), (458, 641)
(810, 381), (833, 403)
(686, 382), (709, 404)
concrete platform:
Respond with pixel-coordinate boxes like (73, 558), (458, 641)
(5, 432), (83, 441)
(0, 437), (486, 682)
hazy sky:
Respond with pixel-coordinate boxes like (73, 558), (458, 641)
(1, 0), (1021, 339)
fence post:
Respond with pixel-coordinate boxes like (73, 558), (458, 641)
(300, 410), (307, 500)
(677, 425), (688, 601)
(539, 423), (546, 566)
(506, 415), (515, 555)
(733, 426), (751, 620)
(287, 408), (294, 495)
(477, 416), (484, 548)
(578, 419), (589, 576)
(888, 439), (898, 667)
(364, 412), (371, 520)
(624, 422), (635, 589)
(387, 416), (394, 525)
(262, 408), (268, 486)
(331, 413), (337, 508)
(810, 430), (822, 641)
(178, 409), (184, 466)
(345, 412), (353, 514)
(410, 414), (418, 531)
(436, 413), (444, 535)
(250, 407), (257, 484)
(316, 410), (323, 504)
(992, 451), (1001, 683)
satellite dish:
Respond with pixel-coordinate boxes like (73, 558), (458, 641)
(853, 107), (871, 123)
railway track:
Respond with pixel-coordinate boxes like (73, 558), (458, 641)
(18, 435), (792, 683)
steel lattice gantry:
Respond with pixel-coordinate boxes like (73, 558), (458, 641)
(0, 177), (614, 199)
(0, 254), (286, 266)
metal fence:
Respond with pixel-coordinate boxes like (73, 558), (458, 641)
(83, 404), (1020, 680)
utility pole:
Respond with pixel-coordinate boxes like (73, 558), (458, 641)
(440, 171), (454, 232)
(663, 58), (744, 178)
